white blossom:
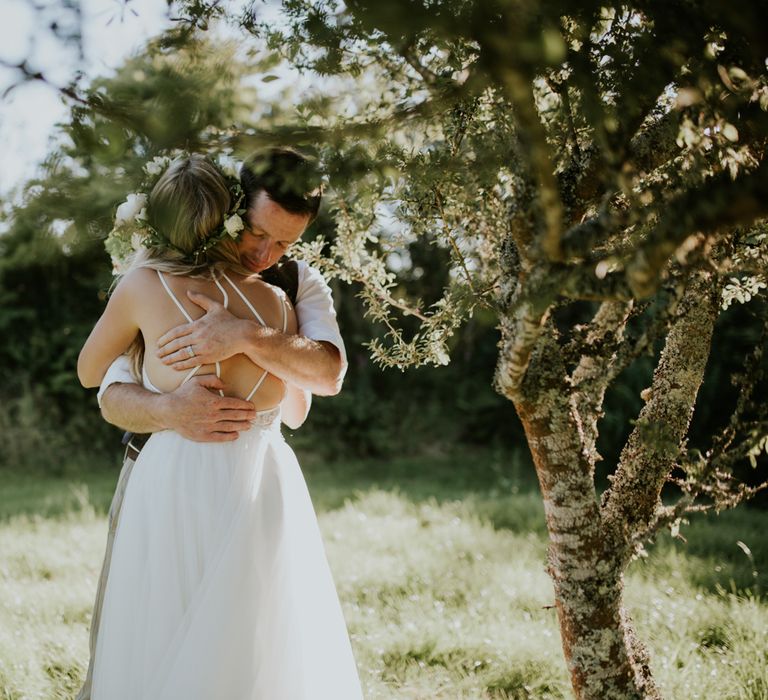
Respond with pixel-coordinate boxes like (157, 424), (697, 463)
(144, 156), (170, 177)
(224, 214), (245, 237)
(721, 276), (767, 310)
(434, 346), (450, 365)
(217, 155), (241, 179)
(115, 193), (148, 225)
(131, 232), (145, 251)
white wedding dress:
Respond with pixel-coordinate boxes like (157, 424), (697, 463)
(90, 270), (363, 699)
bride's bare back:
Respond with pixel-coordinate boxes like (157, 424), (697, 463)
(132, 267), (297, 409)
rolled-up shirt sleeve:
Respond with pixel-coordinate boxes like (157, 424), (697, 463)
(96, 355), (137, 408)
(294, 261), (348, 383)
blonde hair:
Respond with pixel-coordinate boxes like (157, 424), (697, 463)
(116, 153), (254, 378)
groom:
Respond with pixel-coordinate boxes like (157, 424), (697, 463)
(76, 147), (347, 700)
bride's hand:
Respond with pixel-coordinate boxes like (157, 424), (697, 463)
(156, 291), (248, 370)
(163, 374), (256, 442)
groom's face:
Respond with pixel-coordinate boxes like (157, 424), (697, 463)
(237, 190), (310, 274)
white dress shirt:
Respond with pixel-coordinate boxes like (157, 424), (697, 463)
(97, 261), (347, 406)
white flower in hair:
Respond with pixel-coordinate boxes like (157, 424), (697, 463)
(115, 193), (148, 225)
(131, 232), (145, 251)
(224, 213), (245, 237)
(144, 156), (170, 177)
(218, 155), (241, 179)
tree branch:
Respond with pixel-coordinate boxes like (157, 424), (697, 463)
(493, 266), (566, 401)
(627, 160), (768, 297)
(601, 270), (720, 541)
(571, 300), (634, 465)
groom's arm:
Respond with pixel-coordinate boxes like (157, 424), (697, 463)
(235, 328), (343, 396)
(99, 384), (169, 434)
(281, 384), (312, 430)
(156, 263), (348, 396)
(155, 313), (343, 395)
(98, 356), (257, 441)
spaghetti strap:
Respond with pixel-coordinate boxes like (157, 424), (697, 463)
(210, 270), (230, 312)
(219, 271), (268, 327)
(180, 365), (202, 386)
(217, 271), (284, 403)
(245, 370), (269, 402)
(155, 269), (277, 403)
(157, 270), (204, 388)
(157, 271), (194, 323)
(280, 294), (287, 333)
(210, 271), (230, 395)
(154, 269), (229, 396)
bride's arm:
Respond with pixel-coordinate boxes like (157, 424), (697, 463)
(281, 384), (311, 429)
(77, 271), (142, 388)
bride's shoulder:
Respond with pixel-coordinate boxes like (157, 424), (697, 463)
(111, 267), (167, 305)
(231, 271), (284, 300)
(227, 271), (296, 328)
(112, 267), (156, 293)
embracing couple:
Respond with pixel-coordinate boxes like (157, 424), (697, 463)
(76, 148), (364, 699)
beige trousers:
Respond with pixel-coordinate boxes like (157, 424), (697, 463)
(76, 450), (137, 700)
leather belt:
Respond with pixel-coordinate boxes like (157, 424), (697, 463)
(122, 432), (150, 462)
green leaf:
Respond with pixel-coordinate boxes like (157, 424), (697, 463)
(722, 123), (739, 142)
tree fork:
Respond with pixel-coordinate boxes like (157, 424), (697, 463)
(504, 330), (660, 699)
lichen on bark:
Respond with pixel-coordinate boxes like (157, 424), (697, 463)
(502, 317), (661, 699)
(602, 271), (720, 539)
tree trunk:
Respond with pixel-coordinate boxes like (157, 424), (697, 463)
(498, 329), (660, 699)
(517, 398), (658, 698)
(495, 270), (719, 698)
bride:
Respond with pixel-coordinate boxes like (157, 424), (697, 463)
(77, 153), (363, 699)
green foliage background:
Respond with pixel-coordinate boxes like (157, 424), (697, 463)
(0, 25), (764, 508)
(2, 191), (762, 495)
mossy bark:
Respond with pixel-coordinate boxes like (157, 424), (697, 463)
(495, 273), (718, 699)
(500, 330), (655, 699)
(602, 272), (719, 540)
(517, 400), (653, 697)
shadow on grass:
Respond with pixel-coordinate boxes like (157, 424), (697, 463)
(0, 446), (540, 521)
(3, 446), (767, 598)
(633, 509), (768, 595)
(379, 641), (568, 699)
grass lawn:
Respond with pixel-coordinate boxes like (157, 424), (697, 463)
(0, 446), (766, 699)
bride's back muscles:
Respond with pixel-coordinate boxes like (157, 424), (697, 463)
(126, 267), (296, 408)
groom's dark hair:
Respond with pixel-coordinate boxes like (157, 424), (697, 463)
(240, 147), (322, 224)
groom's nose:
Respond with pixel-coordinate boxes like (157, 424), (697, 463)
(262, 243), (277, 263)
(253, 239), (271, 261)
(254, 251), (276, 271)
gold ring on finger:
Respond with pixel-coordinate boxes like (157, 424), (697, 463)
(185, 345), (195, 358)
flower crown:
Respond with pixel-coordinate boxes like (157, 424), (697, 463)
(105, 151), (246, 274)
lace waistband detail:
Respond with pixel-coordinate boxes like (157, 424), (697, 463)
(252, 406), (281, 428)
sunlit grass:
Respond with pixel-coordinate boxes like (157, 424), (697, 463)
(1, 451), (766, 699)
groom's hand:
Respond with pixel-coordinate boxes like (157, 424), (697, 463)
(156, 291), (247, 370)
(163, 374), (257, 442)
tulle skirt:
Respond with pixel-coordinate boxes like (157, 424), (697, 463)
(90, 409), (363, 699)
